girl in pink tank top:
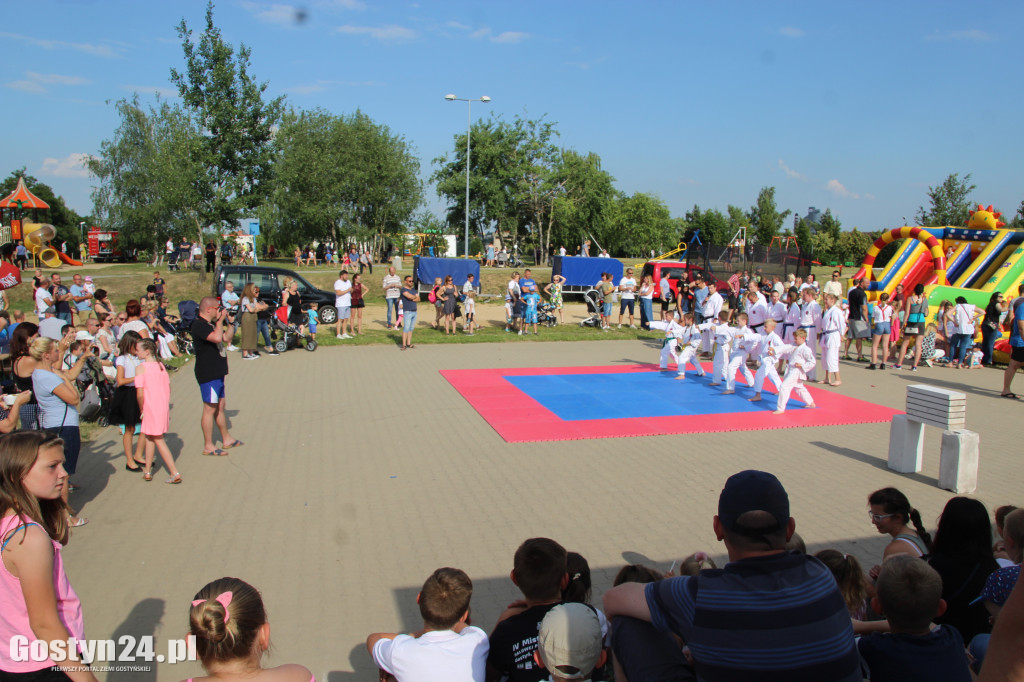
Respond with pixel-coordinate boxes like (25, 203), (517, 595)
(185, 577), (314, 682)
(0, 431), (96, 680)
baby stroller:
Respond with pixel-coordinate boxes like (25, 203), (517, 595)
(77, 355), (115, 426)
(578, 289), (603, 327)
(166, 300), (199, 355)
(166, 250), (181, 272)
(537, 301), (559, 327)
(270, 304), (318, 352)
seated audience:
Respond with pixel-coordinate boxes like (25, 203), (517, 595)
(858, 556), (972, 681)
(367, 567), (488, 682)
(534, 603), (606, 682)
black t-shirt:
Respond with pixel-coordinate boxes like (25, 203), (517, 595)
(488, 603), (560, 682)
(858, 626), (972, 682)
(848, 287), (867, 321)
(191, 317), (229, 383)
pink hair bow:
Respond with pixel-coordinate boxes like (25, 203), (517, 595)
(191, 591), (233, 623)
(694, 552), (709, 562)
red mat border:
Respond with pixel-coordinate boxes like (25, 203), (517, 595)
(440, 363), (902, 443)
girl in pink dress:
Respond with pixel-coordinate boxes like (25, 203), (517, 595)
(134, 339), (182, 484)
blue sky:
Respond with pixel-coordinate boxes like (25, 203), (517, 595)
(3, 0), (1022, 231)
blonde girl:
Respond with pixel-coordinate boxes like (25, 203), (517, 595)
(0, 432), (98, 681)
(187, 577), (314, 682)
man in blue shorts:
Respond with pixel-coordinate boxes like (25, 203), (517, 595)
(604, 470), (860, 681)
(192, 296), (242, 456)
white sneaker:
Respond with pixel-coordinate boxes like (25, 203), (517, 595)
(341, 333), (352, 339)
(227, 345), (238, 352)
(617, 324), (622, 329)
(336, 334), (344, 339)
(630, 324), (637, 329)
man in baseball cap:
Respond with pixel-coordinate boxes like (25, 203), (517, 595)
(604, 470), (860, 681)
(534, 603), (605, 682)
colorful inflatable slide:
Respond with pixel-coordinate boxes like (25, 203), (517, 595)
(855, 206), (1024, 310)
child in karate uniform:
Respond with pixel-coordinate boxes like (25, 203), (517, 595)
(782, 287), (802, 344)
(820, 292), (846, 386)
(770, 328), (818, 415)
(700, 283), (724, 353)
(767, 289), (787, 331)
(651, 312), (705, 379)
(700, 310), (738, 386)
(749, 318), (785, 402)
(798, 287), (822, 382)
(723, 313), (756, 394)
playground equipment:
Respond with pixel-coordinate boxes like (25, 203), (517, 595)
(23, 223), (81, 267)
(636, 241), (687, 269)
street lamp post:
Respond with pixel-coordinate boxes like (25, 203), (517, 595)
(444, 94), (491, 259)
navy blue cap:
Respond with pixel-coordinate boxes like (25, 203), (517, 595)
(718, 470), (790, 532)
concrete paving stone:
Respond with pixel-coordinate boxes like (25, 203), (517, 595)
(59, 341), (1022, 680)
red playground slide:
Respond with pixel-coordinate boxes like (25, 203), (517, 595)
(55, 251), (83, 267)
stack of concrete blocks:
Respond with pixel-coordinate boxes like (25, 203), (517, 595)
(887, 385), (978, 493)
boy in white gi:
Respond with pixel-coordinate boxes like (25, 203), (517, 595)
(652, 311), (706, 380)
(820, 292), (846, 385)
(798, 287), (822, 382)
(652, 315), (684, 372)
(782, 288), (801, 344)
(700, 283), (724, 353)
(723, 313), (756, 394)
(700, 310), (737, 386)
(745, 290), (769, 335)
(770, 328), (818, 414)
(749, 318), (785, 402)
(767, 289), (787, 329)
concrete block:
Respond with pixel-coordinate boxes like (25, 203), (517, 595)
(888, 414), (924, 473)
(939, 430), (980, 494)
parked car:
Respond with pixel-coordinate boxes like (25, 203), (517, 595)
(640, 261), (730, 301)
(213, 265), (339, 325)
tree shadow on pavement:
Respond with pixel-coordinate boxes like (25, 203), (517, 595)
(809, 440), (937, 487)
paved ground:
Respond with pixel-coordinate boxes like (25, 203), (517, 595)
(64, 338), (1022, 680)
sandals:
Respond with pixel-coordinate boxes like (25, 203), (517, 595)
(165, 474), (182, 485)
(202, 448), (228, 456)
(125, 464), (142, 473)
(222, 440), (244, 449)
(143, 472), (153, 481)
(68, 516), (88, 528)
(1001, 393), (1019, 400)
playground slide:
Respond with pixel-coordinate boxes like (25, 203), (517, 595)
(55, 251), (82, 267)
(866, 239), (927, 299)
(942, 242), (974, 284)
(953, 230), (1017, 288)
(898, 252), (936, 295)
(978, 241), (1024, 293)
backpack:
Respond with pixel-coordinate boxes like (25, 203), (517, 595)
(428, 287), (437, 304)
(77, 384), (102, 421)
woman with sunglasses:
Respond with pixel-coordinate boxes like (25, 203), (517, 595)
(981, 291), (1007, 366)
(92, 288), (116, 318)
(866, 487), (933, 582)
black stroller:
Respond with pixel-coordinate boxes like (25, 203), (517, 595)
(270, 304), (318, 353)
(76, 355), (115, 425)
(537, 301), (559, 327)
(169, 300), (200, 355)
(578, 289), (603, 327)
(166, 250), (181, 271)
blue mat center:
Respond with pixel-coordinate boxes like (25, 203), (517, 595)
(505, 371), (799, 421)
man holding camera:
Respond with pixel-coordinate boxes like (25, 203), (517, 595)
(192, 296), (242, 457)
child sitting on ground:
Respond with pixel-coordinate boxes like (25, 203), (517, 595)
(488, 538), (568, 682)
(367, 567), (488, 682)
(535, 603), (607, 682)
(858, 555), (972, 682)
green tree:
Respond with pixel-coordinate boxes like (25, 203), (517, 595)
(682, 205), (730, 247)
(550, 150), (617, 255)
(795, 218), (813, 257)
(606, 192), (672, 257)
(1, 169), (84, 247)
(170, 1), (284, 277)
(915, 172), (976, 227)
(837, 228), (873, 265)
(749, 186), (791, 246)
(1009, 200), (1024, 229)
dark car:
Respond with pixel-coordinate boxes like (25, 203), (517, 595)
(213, 265), (338, 324)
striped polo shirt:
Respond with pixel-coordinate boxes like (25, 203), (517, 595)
(645, 551), (860, 681)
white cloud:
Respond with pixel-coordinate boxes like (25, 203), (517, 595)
(469, 26), (491, 40)
(0, 31), (118, 58)
(779, 26), (805, 38)
(5, 80), (46, 94)
(284, 79), (384, 94)
(245, 3), (302, 26)
(778, 159), (808, 182)
(25, 72), (90, 86)
(329, 0), (367, 8)
(40, 153), (92, 179)
(335, 24), (417, 41)
(924, 29), (994, 42)
(446, 21), (471, 30)
(121, 85), (180, 98)
(825, 179), (861, 199)
(491, 31), (529, 44)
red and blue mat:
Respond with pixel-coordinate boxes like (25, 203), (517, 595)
(441, 363), (900, 443)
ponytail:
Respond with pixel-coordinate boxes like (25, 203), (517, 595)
(908, 508), (933, 552)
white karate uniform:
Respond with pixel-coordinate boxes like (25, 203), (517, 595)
(700, 292), (724, 351)
(725, 331), (758, 391)
(674, 325), (705, 378)
(746, 298), (769, 333)
(752, 331), (785, 394)
(700, 321), (737, 384)
(651, 319), (684, 370)
(775, 342), (816, 412)
(820, 306), (846, 372)
(767, 301), (787, 327)
(783, 302), (801, 344)
(798, 300), (822, 381)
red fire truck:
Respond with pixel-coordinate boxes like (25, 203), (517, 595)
(87, 227), (134, 262)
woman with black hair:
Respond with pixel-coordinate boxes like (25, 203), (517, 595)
(929, 497), (999, 642)
(867, 487), (932, 581)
